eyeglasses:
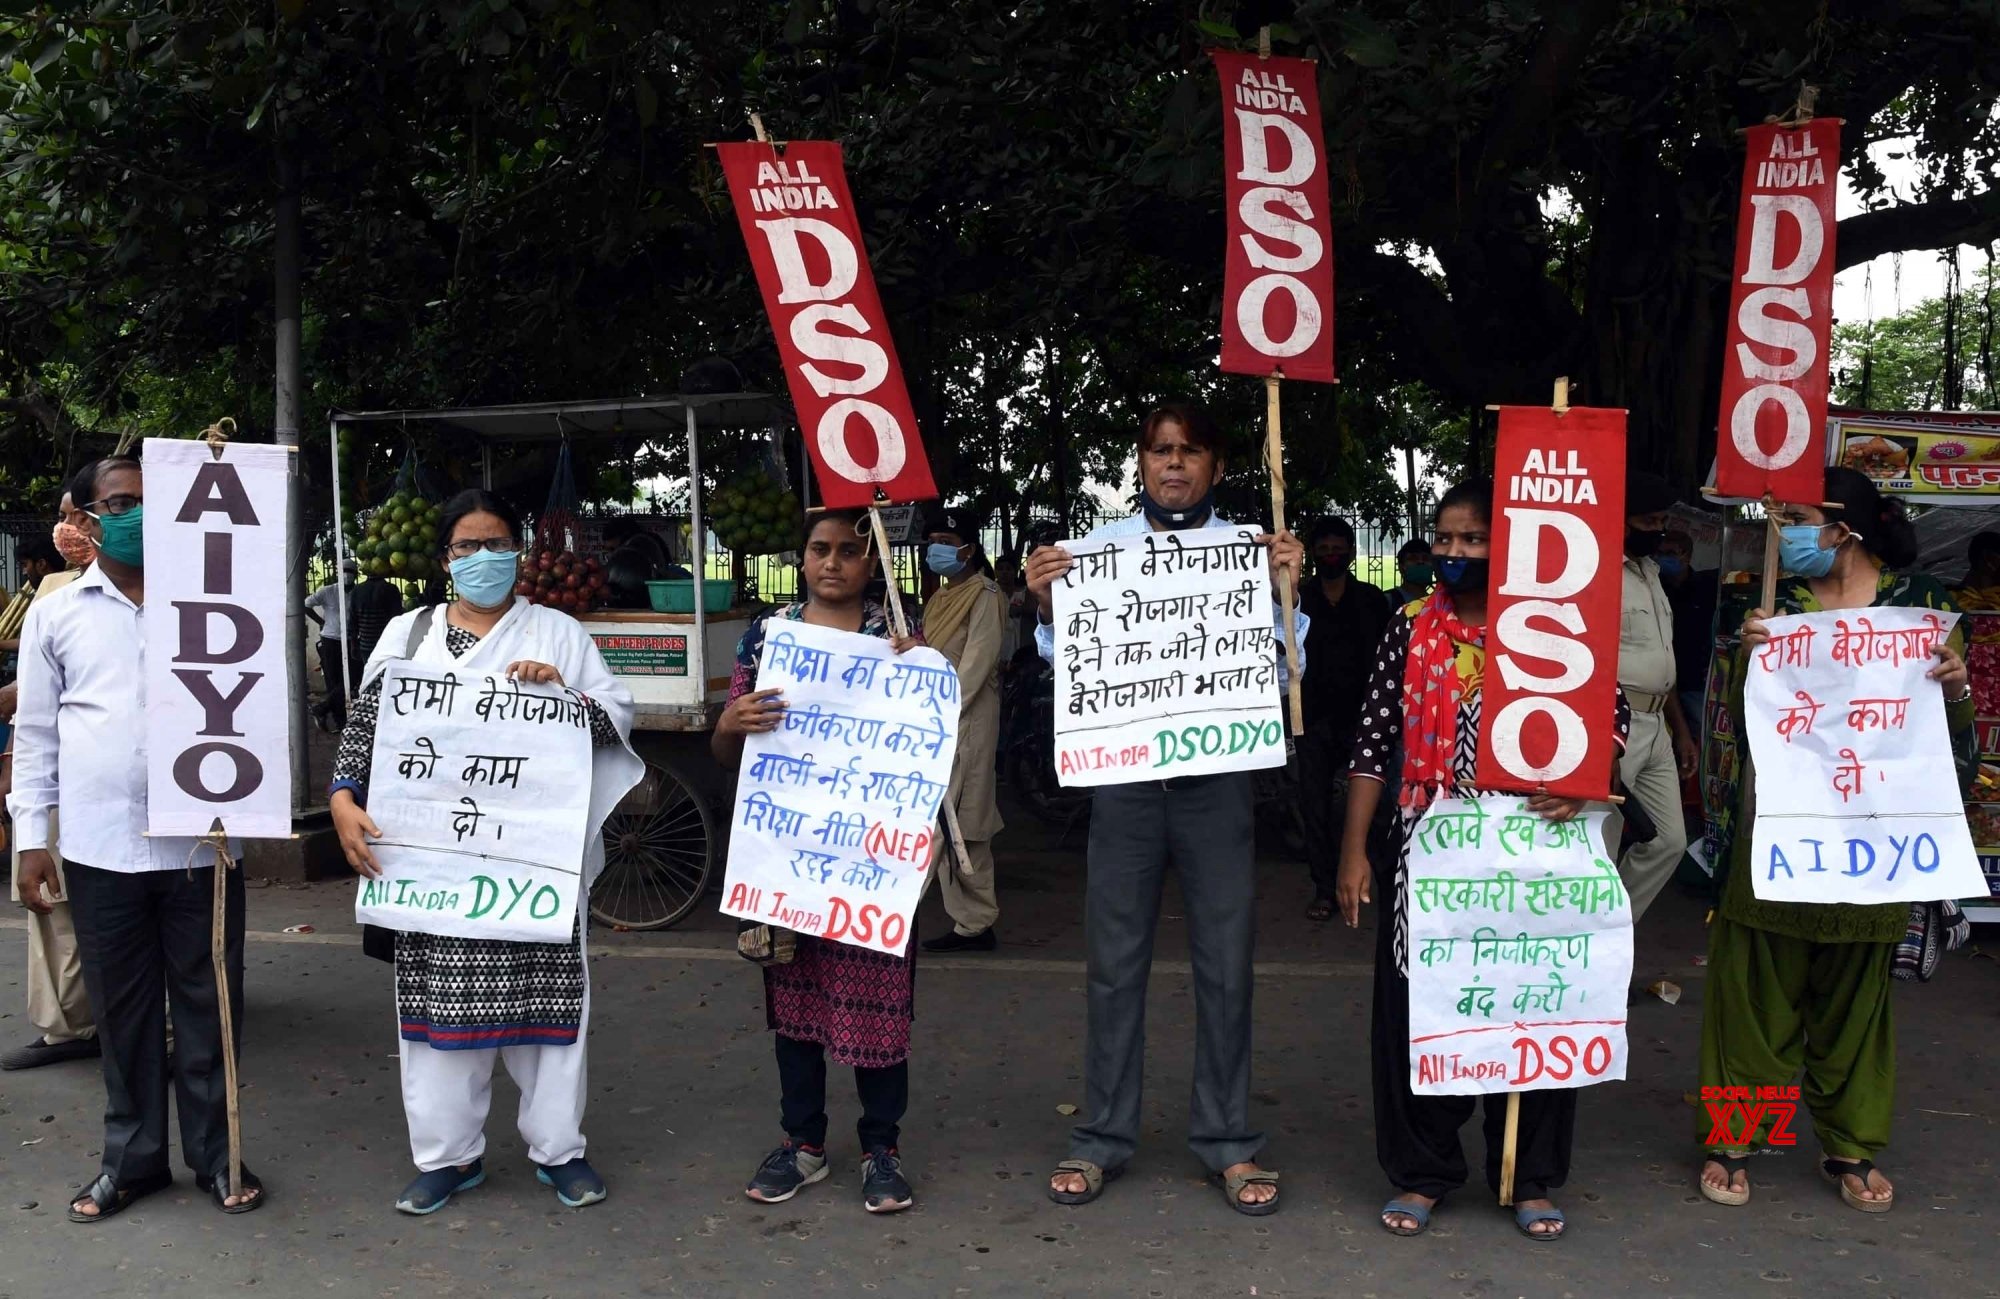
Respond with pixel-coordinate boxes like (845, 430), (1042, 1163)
(445, 537), (521, 559)
(84, 494), (141, 516)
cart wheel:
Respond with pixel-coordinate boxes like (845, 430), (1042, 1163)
(592, 754), (715, 931)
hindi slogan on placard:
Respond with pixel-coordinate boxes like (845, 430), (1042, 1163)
(1049, 527), (1287, 786)
(355, 664), (596, 944)
(1743, 607), (1987, 904)
(1405, 796), (1631, 1096)
(719, 619), (961, 955)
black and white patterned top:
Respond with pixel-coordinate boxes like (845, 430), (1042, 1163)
(334, 619), (620, 1051)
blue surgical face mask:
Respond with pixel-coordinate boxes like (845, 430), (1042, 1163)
(1777, 524), (1838, 578)
(1656, 555), (1686, 578)
(449, 548), (520, 609)
(925, 543), (967, 577)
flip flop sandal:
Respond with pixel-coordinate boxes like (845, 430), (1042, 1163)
(1821, 1157), (1894, 1214)
(396, 1160), (486, 1216)
(1220, 1168), (1280, 1217)
(1698, 1156), (1751, 1206)
(536, 1157), (608, 1208)
(1047, 1159), (1122, 1206)
(1379, 1197), (1433, 1236)
(67, 1170), (172, 1224)
(196, 1165), (266, 1215)
(1514, 1205), (1567, 1240)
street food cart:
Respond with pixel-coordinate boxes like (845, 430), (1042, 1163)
(330, 392), (799, 931)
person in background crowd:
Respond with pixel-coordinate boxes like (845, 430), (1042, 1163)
(1386, 538), (1434, 605)
(0, 536), (65, 656)
(1951, 531), (2000, 610)
(1297, 516), (1390, 922)
(304, 558), (358, 733)
(1337, 479), (1628, 1242)
(920, 509), (1006, 953)
(1610, 472), (1695, 921)
(9, 456), (266, 1220)
(1028, 400), (1305, 1217)
(993, 550), (1025, 664)
(1698, 466), (1966, 1215)
(332, 489), (642, 1216)
(1659, 529), (1717, 744)
(346, 569), (409, 672)
(716, 508), (925, 1215)
(1, 475), (100, 1072)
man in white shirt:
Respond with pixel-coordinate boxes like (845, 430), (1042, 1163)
(1027, 402), (1306, 1216)
(1611, 471), (1695, 921)
(304, 558), (357, 731)
(8, 457), (264, 1220)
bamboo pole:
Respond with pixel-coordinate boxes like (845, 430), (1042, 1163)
(1760, 493), (1781, 615)
(1264, 374), (1305, 736)
(1497, 1090), (1520, 1206)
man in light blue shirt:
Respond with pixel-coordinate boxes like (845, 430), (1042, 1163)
(1027, 401), (1306, 1216)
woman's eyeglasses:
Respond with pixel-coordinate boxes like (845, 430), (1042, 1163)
(445, 537), (521, 559)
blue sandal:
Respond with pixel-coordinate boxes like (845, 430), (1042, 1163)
(1380, 1197), (1433, 1236)
(536, 1157), (607, 1207)
(395, 1160), (485, 1216)
(1514, 1204), (1566, 1240)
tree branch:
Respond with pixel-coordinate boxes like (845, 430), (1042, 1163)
(1836, 189), (2000, 270)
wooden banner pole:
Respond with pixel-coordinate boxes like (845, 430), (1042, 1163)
(1498, 1090), (1521, 1206)
(1760, 493), (1781, 615)
(1264, 373), (1305, 737)
(206, 826), (243, 1199)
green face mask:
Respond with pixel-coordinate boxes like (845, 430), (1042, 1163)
(1402, 562), (1434, 588)
(91, 505), (145, 567)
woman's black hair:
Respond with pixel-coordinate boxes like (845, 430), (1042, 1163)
(1823, 465), (1918, 569)
(436, 489), (522, 554)
(803, 507), (873, 549)
(1433, 478), (1494, 527)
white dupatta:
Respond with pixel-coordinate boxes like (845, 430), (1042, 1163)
(360, 597), (644, 887)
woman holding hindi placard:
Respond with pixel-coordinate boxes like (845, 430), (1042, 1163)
(715, 507), (926, 1216)
(1699, 466), (1970, 1215)
(329, 489), (642, 1216)
(1336, 479), (1630, 1242)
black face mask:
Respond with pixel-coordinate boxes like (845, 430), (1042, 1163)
(1625, 528), (1664, 559)
(1139, 485), (1214, 531)
(1435, 556), (1488, 595)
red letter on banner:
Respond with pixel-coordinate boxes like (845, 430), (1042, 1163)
(1473, 406), (1627, 800)
(1713, 119), (1840, 503)
(715, 140), (937, 508)
(1212, 51), (1335, 383)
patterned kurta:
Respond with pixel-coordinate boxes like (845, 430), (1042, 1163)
(732, 601), (920, 1069)
(1349, 601), (1631, 975)
(333, 621), (620, 1050)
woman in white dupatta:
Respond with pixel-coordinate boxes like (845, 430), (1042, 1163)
(330, 490), (642, 1215)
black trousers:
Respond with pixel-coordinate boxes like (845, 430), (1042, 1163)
(316, 637), (348, 723)
(64, 862), (245, 1184)
(1368, 857), (1574, 1201)
(1297, 727), (1352, 899)
(775, 1034), (908, 1153)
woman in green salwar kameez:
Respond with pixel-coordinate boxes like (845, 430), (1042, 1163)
(1698, 467), (1972, 1214)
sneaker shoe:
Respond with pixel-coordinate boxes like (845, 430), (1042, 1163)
(745, 1141), (828, 1204)
(921, 928), (996, 953)
(862, 1147), (913, 1213)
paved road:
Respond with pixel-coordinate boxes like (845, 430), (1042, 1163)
(2, 826), (1995, 1298)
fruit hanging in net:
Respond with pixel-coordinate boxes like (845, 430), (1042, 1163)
(521, 441), (607, 617)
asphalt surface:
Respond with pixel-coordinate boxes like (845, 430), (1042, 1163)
(2, 810), (1996, 1299)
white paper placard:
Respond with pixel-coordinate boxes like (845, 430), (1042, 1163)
(142, 438), (293, 838)
(355, 665), (595, 942)
(1405, 796), (1630, 1095)
(1049, 527), (1286, 785)
(1743, 608), (1985, 903)
(719, 619), (961, 954)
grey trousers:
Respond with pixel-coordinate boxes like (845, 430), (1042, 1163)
(1069, 772), (1263, 1173)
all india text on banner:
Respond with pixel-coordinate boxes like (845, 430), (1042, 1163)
(1743, 607), (1986, 903)
(1405, 796), (1631, 1095)
(355, 665), (597, 943)
(142, 437), (293, 838)
(720, 619), (961, 954)
(1050, 527), (1287, 785)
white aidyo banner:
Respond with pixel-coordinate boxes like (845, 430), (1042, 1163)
(142, 437), (292, 838)
(1404, 796), (1630, 1096)
(1743, 607), (1985, 903)
(355, 665), (595, 943)
(720, 619), (961, 955)
(1049, 527), (1286, 785)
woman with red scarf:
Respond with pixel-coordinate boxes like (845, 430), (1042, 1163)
(1334, 480), (1629, 1243)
